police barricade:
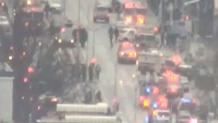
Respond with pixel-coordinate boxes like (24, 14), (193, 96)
(56, 103), (109, 114)
(36, 115), (120, 123)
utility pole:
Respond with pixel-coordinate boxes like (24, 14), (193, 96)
(114, 63), (117, 97)
(76, 0), (80, 66)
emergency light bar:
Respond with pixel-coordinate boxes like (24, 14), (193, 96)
(145, 87), (150, 93)
(37, 116), (120, 123)
(182, 98), (191, 103)
(56, 103), (109, 114)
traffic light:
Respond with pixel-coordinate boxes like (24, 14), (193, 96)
(27, 67), (34, 73)
(23, 77), (28, 83)
(0, 2), (8, 13)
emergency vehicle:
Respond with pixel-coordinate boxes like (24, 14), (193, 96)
(136, 49), (164, 73)
(117, 41), (137, 63)
(145, 109), (172, 123)
(36, 103), (122, 123)
(118, 27), (137, 42)
(120, 1), (147, 24)
(20, 0), (45, 36)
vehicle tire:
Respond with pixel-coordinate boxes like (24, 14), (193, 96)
(93, 18), (97, 23)
(118, 57), (123, 63)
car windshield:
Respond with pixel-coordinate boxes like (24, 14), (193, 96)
(145, 35), (155, 41)
(59, 31), (72, 40)
(124, 9), (134, 15)
(97, 7), (107, 11)
(136, 8), (146, 15)
(165, 60), (175, 67)
(23, 12), (43, 20)
(158, 112), (170, 117)
(180, 103), (196, 111)
(135, 35), (145, 41)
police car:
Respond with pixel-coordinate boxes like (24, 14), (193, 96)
(53, 27), (75, 47)
(136, 49), (164, 73)
(118, 27), (137, 42)
(172, 94), (198, 114)
(93, 4), (111, 23)
(176, 110), (193, 123)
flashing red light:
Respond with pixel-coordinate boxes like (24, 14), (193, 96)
(152, 87), (159, 94)
(171, 55), (181, 66)
(23, 77), (28, 83)
(10, 46), (13, 50)
(158, 96), (166, 102)
(154, 27), (158, 33)
(37, 106), (41, 110)
(192, 99), (196, 103)
(125, 2), (133, 8)
(1, 2), (5, 7)
(170, 86), (177, 92)
(160, 102), (167, 107)
(184, 15), (189, 21)
(139, 96), (144, 102)
(28, 67), (34, 73)
(51, 98), (58, 102)
(23, 52), (26, 56)
(165, 70), (173, 76)
(113, 98), (118, 103)
(134, 4), (139, 8)
(61, 28), (66, 33)
(166, 75), (179, 82)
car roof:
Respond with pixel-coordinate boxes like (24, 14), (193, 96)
(50, 3), (61, 7)
(136, 32), (154, 36)
(0, 16), (6, 19)
(156, 109), (170, 113)
(178, 110), (191, 115)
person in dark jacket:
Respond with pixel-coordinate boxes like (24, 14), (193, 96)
(80, 26), (88, 48)
(108, 26), (113, 48)
(72, 25), (88, 48)
(44, 2), (50, 19)
(114, 27), (119, 42)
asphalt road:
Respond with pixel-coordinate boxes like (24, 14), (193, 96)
(52, 0), (213, 123)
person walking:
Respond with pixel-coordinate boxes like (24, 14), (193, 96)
(108, 26), (113, 48)
(114, 27), (119, 42)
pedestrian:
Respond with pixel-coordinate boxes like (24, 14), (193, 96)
(159, 26), (165, 48)
(44, 2), (50, 19)
(108, 26), (113, 48)
(81, 63), (86, 81)
(72, 24), (88, 48)
(79, 25), (88, 48)
(114, 27), (119, 42)
(88, 58), (101, 82)
(88, 58), (96, 82)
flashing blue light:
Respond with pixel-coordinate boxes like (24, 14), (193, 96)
(146, 87), (151, 93)
(152, 103), (158, 108)
(145, 117), (149, 122)
(182, 98), (191, 103)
